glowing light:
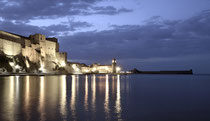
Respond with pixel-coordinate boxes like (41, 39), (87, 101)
(112, 59), (116, 63)
(72, 64), (80, 72)
(116, 67), (121, 72)
(39, 63), (45, 72)
(92, 67), (97, 72)
(85, 69), (89, 73)
(61, 61), (66, 67)
(72, 64), (76, 69)
(15, 65), (20, 69)
(26, 60), (30, 68)
(75, 68), (79, 72)
(9, 62), (14, 66)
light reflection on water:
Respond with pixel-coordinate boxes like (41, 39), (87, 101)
(60, 75), (66, 118)
(104, 74), (110, 120)
(1, 74), (210, 121)
(115, 75), (121, 119)
(84, 75), (88, 111)
(25, 76), (30, 121)
(92, 74), (96, 113)
(39, 76), (45, 121)
(9, 76), (15, 121)
(71, 75), (76, 120)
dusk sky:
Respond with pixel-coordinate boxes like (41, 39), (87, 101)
(0, 0), (210, 73)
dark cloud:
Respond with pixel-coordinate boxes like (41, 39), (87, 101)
(0, 20), (53, 36)
(0, 0), (132, 21)
(0, 19), (92, 36)
(62, 19), (93, 31)
(58, 10), (210, 72)
(90, 6), (132, 15)
(43, 20), (92, 33)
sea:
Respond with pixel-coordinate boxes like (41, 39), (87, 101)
(0, 74), (210, 121)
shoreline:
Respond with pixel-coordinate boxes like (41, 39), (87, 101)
(0, 72), (194, 76)
(0, 72), (124, 76)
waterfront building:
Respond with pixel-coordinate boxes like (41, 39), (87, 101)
(0, 30), (67, 73)
(112, 58), (117, 73)
(0, 30), (121, 74)
(80, 59), (121, 74)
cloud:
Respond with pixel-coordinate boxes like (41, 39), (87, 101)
(0, 19), (92, 36)
(58, 10), (210, 64)
(0, 20), (53, 36)
(90, 6), (133, 15)
(0, 0), (133, 21)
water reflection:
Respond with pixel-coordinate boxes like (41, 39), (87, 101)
(112, 76), (116, 96)
(71, 75), (76, 120)
(60, 75), (67, 117)
(9, 76), (15, 121)
(15, 76), (19, 98)
(39, 76), (45, 121)
(25, 76), (30, 104)
(92, 74), (96, 112)
(0, 74), (129, 121)
(84, 75), (89, 111)
(25, 76), (30, 120)
(0, 75), (209, 121)
(115, 75), (121, 118)
(104, 74), (110, 120)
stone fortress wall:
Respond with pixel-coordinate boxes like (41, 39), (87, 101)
(0, 30), (68, 73)
(0, 31), (22, 56)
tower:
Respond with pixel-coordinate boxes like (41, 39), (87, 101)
(112, 58), (116, 73)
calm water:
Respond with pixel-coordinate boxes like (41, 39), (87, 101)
(0, 74), (210, 121)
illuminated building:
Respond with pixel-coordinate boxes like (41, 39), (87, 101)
(0, 30), (122, 74)
(0, 30), (67, 73)
(80, 59), (121, 74)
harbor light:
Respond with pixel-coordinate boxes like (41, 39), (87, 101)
(85, 69), (89, 73)
(39, 63), (45, 72)
(9, 62), (14, 67)
(26, 60), (30, 68)
(75, 68), (79, 72)
(72, 64), (76, 69)
(72, 64), (80, 72)
(92, 67), (97, 72)
(15, 65), (20, 69)
(116, 67), (121, 72)
(112, 59), (116, 63)
(105, 67), (109, 70)
(61, 61), (66, 67)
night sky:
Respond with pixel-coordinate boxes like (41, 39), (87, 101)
(0, 0), (210, 73)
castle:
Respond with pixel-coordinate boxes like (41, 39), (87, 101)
(0, 30), (121, 74)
